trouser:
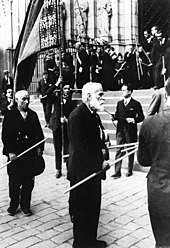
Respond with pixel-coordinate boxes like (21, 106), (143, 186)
(69, 178), (101, 247)
(153, 63), (164, 89)
(53, 125), (69, 171)
(149, 213), (170, 247)
(42, 101), (53, 124)
(115, 130), (135, 174)
(53, 128), (62, 171)
(8, 173), (34, 210)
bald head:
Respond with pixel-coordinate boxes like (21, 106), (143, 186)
(15, 90), (30, 111)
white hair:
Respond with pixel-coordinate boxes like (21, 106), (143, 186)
(15, 90), (29, 100)
(81, 82), (103, 103)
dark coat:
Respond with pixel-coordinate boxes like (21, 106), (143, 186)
(115, 98), (144, 141)
(49, 94), (77, 131)
(138, 108), (170, 216)
(164, 46), (170, 78)
(37, 79), (54, 103)
(124, 52), (139, 89)
(147, 88), (167, 116)
(2, 108), (44, 177)
(2, 77), (13, 94)
(1, 98), (15, 115)
(67, 103), (108, 183)
(76, 49), (90, 88)
(101, 51), (115, 91)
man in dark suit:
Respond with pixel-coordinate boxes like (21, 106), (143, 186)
(101, 45), (115, 91)
(137, 77), (170, 247)
(67, 82), (109, 248)
(124, 44), (140, 89)
(1, 87), (14, 115)
(2, 90), (44, 217)
(37, 71), (54, 127)
(2, 70), (14, 96)
(111, 84), (144, 179)
(49, 81), (77, 178)
(151, 30), (170, 89)
(76, 42), (90, 89)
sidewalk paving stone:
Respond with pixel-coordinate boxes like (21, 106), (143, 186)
(0, 143), (156, 248)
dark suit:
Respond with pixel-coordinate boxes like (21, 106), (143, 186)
(147, 88), (167, 116)
(67, 103), (108, 247)
(101, 51), (115, 91)
(2, 108), (44, 210)
(2, 76), (13, 94)
(151, 37), (170, 89)
(124, 52), (139, 89)
(1, 98), (14, 115)
(37, 78), (54, 125)
(138, 108), (170, 246)
(76, 48), (90, 89)
(114, 98), (144, 174)
(49, 92), (77, 171)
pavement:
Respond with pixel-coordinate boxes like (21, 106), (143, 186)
(0, 139), (155, 248)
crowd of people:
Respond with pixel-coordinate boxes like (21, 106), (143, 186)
(47, 25), (170, 92)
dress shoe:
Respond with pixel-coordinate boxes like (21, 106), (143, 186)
(126, 171), (133, 177)
(111, 173), (121, 179)
(7, 207), (18, 216)
(73, 240), (107, 248)
(56, 170), (62, 178)
(90, 240), (107, 248)
(21, 208), (32, 217)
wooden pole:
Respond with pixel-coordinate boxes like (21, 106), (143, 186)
(64, 148), (138, 193)
(162, 56), (166, 86)
(0, 137), (48, 170)
(108, 142), (138, 149)
(121, 145), (138, 153)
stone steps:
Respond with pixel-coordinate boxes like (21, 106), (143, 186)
(31, 89), (154, 145)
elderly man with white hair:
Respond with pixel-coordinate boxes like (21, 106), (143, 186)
(2, 90), (44, 217)
(67, 82), (109, 248)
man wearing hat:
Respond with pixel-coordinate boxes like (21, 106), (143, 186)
(2, 70), (14, 96)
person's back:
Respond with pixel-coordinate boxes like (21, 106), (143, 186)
(138, 76), (170, 247)
(146, 87), (167, 116)
(139, 111), (170, 172)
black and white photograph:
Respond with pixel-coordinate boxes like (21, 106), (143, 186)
(0, 0), (170, 247)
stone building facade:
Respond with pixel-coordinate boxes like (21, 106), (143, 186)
(0, 0), (169, 92)
(63, 0), (138, 54)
